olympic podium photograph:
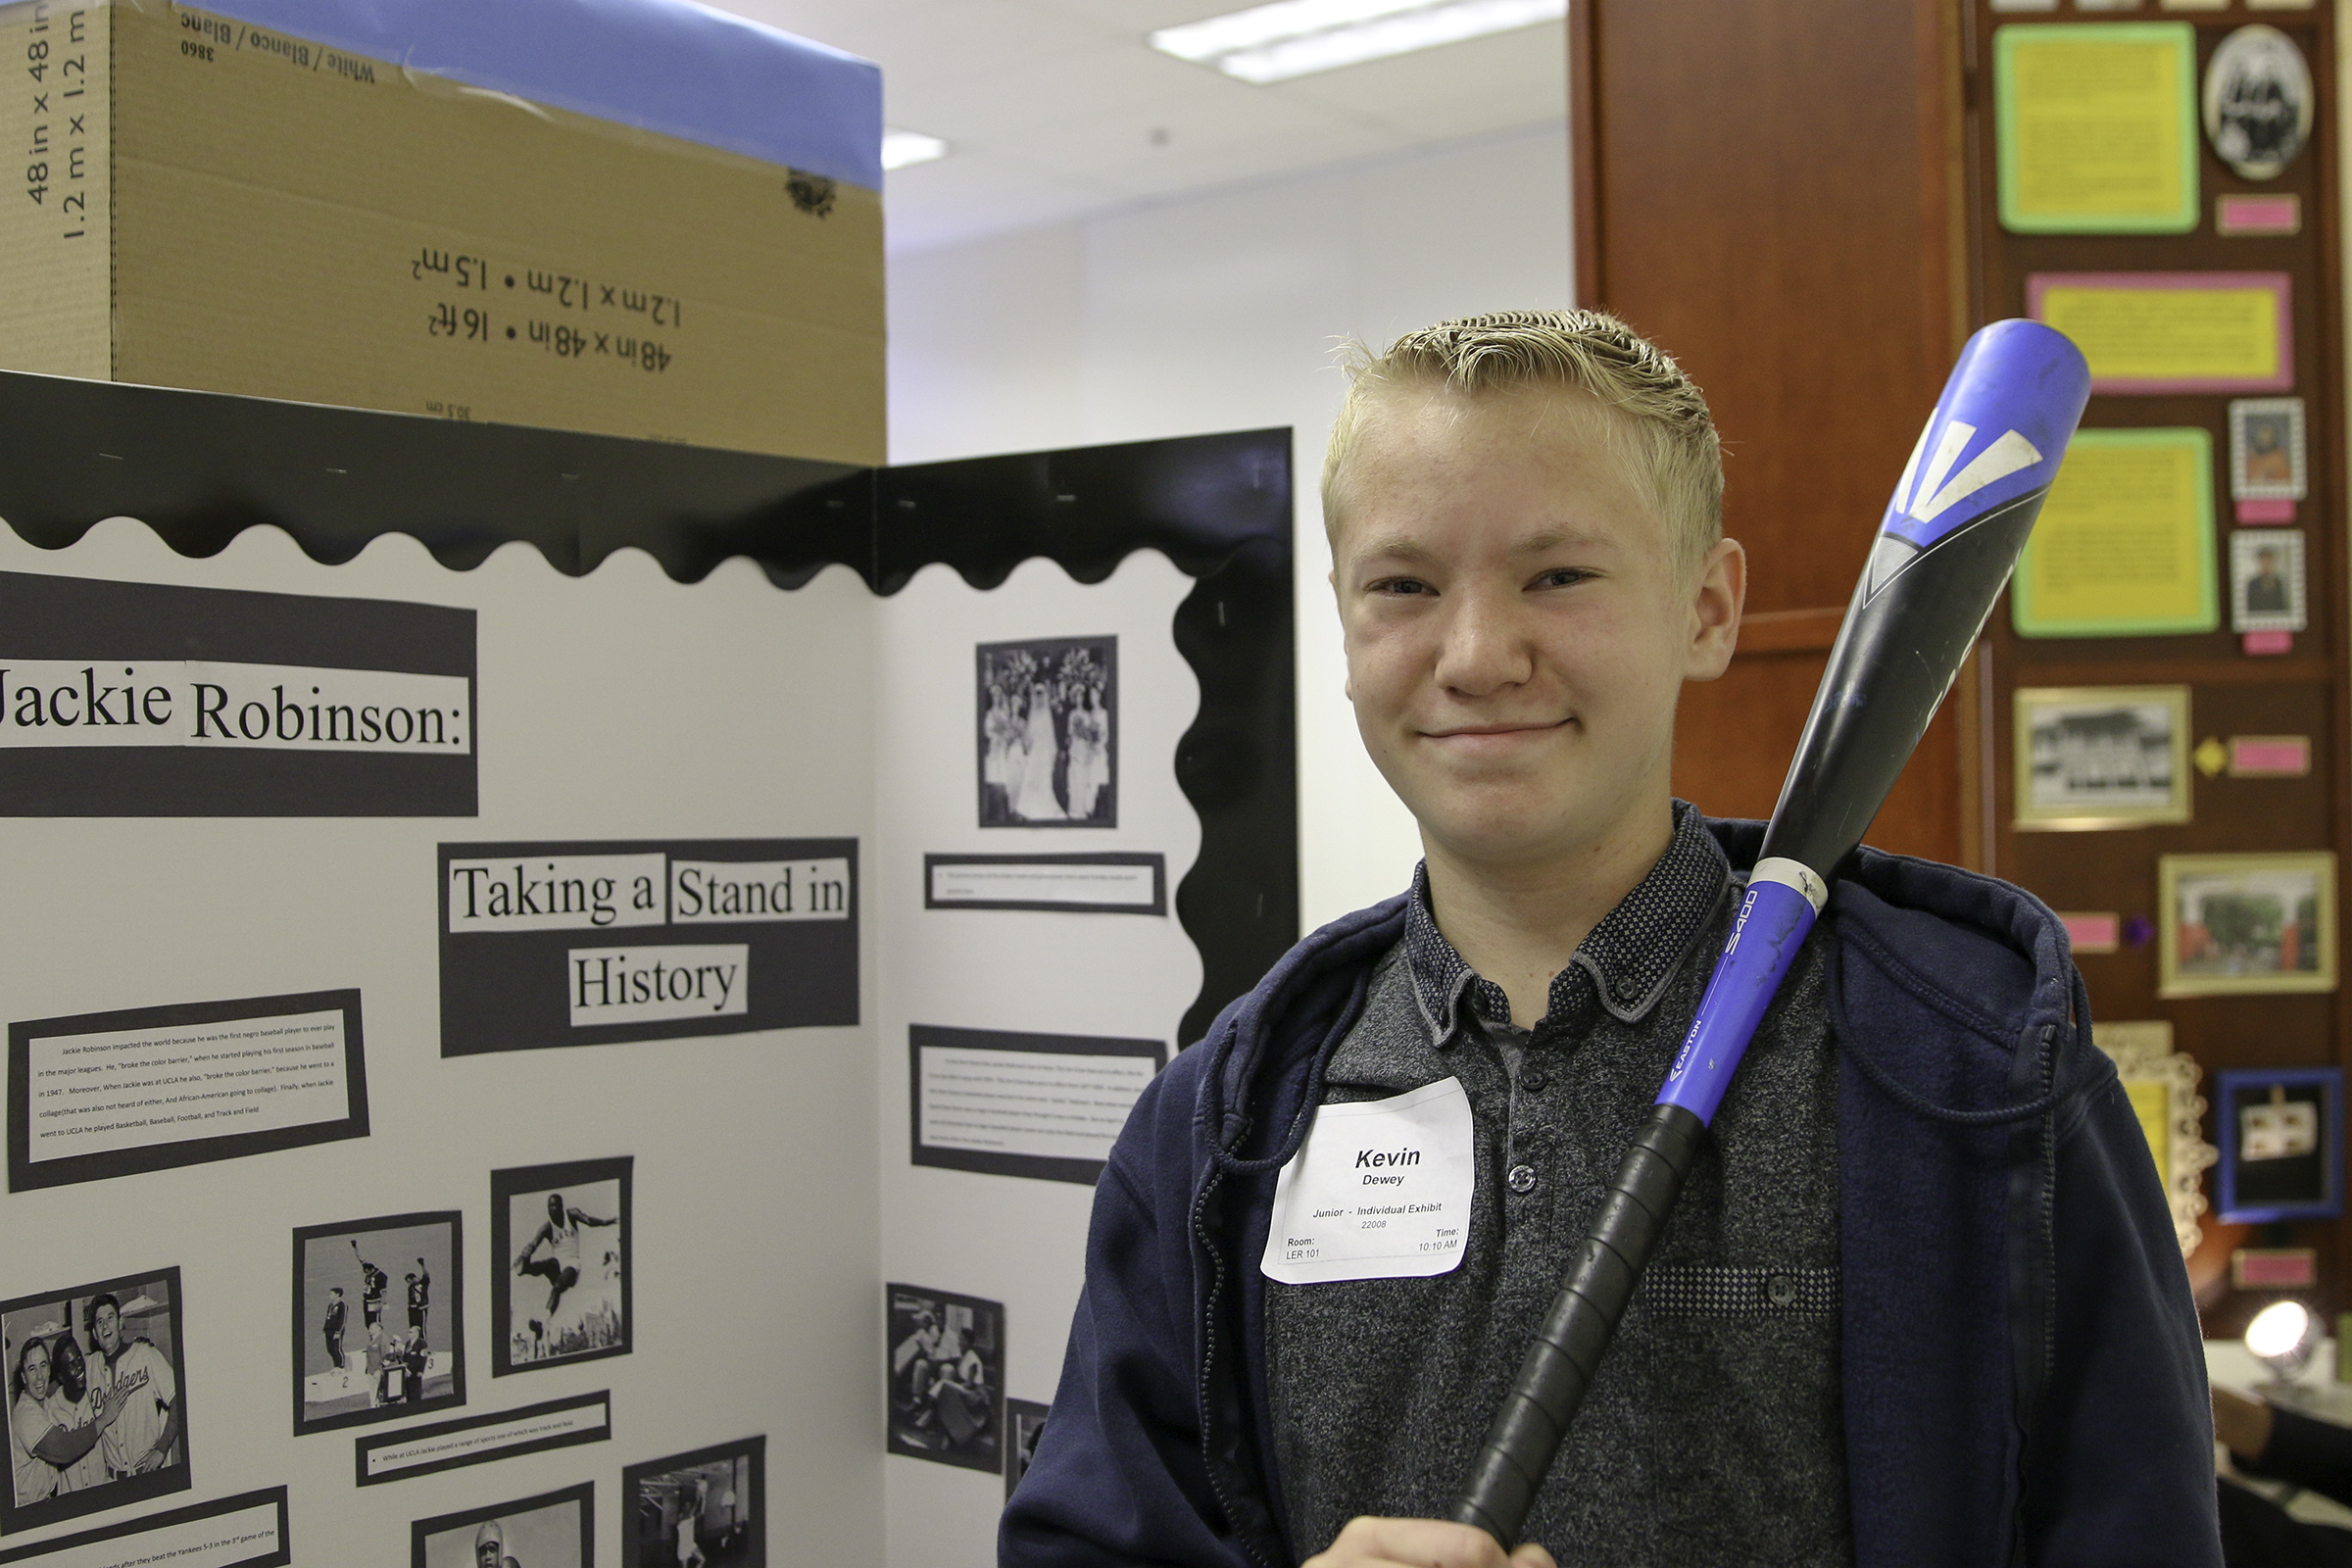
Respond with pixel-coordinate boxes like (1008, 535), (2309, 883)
(622, 1435), (763, 1568)
(1, 1268), (190, 1535)
(886, 1284), (1004, 1473)
(491, 1157), (632, 1376)
(290, 1211), (465, 1435)
(413, 1482), (591, 1568)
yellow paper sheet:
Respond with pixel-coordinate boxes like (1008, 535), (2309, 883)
(1997, 24), (2197, 232)
(2124, 1079), (2171, 1178)
(2012, 428), (2217, 637)
(2036, 282), (2283, 384)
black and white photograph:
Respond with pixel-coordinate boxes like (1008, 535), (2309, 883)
(291, 1211), (464, 1435)
(1004, 1398), (1050, 1501)
(2203, 23), (2314, 182)
(492, 1157), (631, 1376)
(412, 1482), (591, 1568)
(2230, 397), (2307, 501)
(623, 1435), (763, 1568)
(2230, 528), (2307, 634)
(886, 1285), (1004, 1473)
(2012, 685), (2191, 829)
(977, 636), (1116, 827)
(2, 1270), (189, 1535)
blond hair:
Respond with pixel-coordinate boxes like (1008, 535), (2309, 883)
(1322, 309), (1724, 576)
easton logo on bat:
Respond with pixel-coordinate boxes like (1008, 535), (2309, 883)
(437, 837), (858, 1055)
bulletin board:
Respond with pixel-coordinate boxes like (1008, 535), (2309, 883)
(0, 369), (1298, 1567)
(1964, 0), (2346, 1331)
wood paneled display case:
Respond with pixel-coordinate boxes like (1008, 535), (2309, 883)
(1573, 0), (2348, 1328)
(1960, 0), (2346, 1329)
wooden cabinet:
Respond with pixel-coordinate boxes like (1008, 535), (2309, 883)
(1576, 0), (2348, 1325)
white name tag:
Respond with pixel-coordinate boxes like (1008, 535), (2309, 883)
(1260, 1077), (1476, 1285)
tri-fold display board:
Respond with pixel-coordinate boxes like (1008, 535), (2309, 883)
(0, 370), (1296, 1567)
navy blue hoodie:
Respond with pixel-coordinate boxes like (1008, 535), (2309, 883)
(1001, 822), (2221, 1567)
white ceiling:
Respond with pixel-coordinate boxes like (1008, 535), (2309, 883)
(701, 0), (1568, 254)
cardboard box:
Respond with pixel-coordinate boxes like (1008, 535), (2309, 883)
(0, 0), (883, 463)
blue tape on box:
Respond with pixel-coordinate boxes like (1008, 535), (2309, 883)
(185, 0), (882, 189)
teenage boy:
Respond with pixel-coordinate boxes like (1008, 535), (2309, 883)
(1001, 312), (2217, 1567)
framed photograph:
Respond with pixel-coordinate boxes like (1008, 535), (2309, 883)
(1004, 1398), (1050, 1501)
(2092, 1020), (2215, 1256)
(2230, 528), (2306, 634)
(491, 1156), (631, 1376)
(2204, 24), (2314, 181)
(292, 1210), (464, 1435)
(2230, 397), (2307, 501)
(2, 1270), (190, 1535)
(2159, 852), (2337, 997)
(2217, 1067), (2341, 1223)
(621, 1435), (763, 1568)
(977, 637), (1116, 828)
(886, 1284), (1004, 1473)
(2012, 686), (2190, 829)
(412, 1482), (591, 1568)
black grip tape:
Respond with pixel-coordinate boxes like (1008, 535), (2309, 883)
(1447, 1102), (1706, 1546)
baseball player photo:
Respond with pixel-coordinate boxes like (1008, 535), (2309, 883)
(491, 1157), (633, 1376)
(413, 1485), (589, 1568)
(1, 1270), (191, 1535)
(622, 1438), (763, 1568)
(292, 1212), (465, 1435)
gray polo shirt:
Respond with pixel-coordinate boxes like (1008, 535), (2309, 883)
(1265, 806), (1850, 1565)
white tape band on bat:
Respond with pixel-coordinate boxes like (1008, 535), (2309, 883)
(1751, 857), (1829, 915)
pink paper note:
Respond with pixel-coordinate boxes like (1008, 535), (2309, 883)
(2235, 1250), (2317, 1290)
(2061, 913), (2120, 955)
(2231, 737), (2310, 776)
(2217, 194), (2301, 236)
(2244, 630), (2294, 656)
(2237, 498), (2297, 523)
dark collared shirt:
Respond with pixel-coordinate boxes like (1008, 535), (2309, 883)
(1265, 804), (1850, 1566)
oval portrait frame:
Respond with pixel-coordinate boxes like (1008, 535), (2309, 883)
(2203, 24), (2314, 181)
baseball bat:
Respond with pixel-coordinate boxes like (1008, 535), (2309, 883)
(1448, 318), (2092, 1547)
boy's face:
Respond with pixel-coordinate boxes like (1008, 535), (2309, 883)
(1331, 384), (1740, 872)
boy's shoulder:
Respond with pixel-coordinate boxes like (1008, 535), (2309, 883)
(1705, 814), (2070, 1046)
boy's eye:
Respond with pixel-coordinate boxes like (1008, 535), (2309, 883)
(1534, 567), (1594, 589)
(1367, 576), (1433, 596)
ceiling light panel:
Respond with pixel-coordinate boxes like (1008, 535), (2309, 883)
(881, 128), (951, 171)
(1152, 0), (1566, 83)
(1151, 0), (1436, 62)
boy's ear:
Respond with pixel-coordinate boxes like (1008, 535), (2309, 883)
(1683, 537), (1746, 683)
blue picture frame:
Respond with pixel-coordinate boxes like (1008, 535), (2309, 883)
(2218, 1067), (2344, 1223)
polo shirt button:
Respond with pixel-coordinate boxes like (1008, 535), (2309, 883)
(1507, 1163), (1539, 1195)
(1520, 1068), (1550, 1094)
(1767, 1273), (1798, 1308)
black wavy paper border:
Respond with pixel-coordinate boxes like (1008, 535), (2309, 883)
(0, 370), (1296, 1043)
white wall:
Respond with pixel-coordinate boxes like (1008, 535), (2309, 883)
(889, 122), (1576, 933)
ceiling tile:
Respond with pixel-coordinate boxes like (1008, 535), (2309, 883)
(698, 0), (1565, 252)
